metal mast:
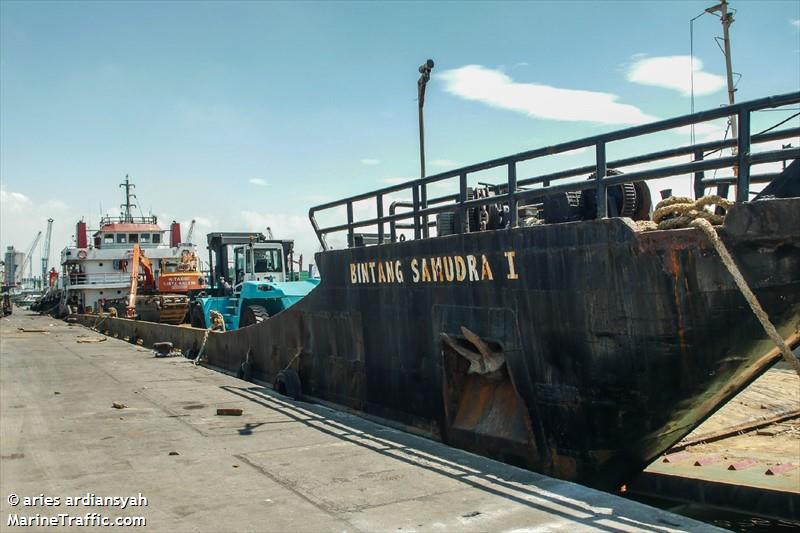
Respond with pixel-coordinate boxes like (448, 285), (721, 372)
(705, 0), (738, 197)
(417, 59), (434, 238)
(119, 174), (137, 222)
(41, 218), (53, 282)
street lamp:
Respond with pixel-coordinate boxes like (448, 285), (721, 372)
(417, 59), (434, 179)
(417, 59), (434, 238)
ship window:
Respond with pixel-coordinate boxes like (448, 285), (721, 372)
(129, 233), (139, 243)
(140, 233), (151, 243)
(117, 290), (121, 294)
(116, 234), (127, 244)
(152, 234), (161, 244)
(103, 235), (114, 244)
(99, 263), (103, 267)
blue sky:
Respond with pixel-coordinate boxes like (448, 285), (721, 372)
(2, 0), (799, 268)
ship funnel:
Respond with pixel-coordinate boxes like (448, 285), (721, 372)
(170, 221), (181, 248)
(76, 221), (87, 249)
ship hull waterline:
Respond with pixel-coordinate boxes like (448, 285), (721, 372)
(72, 198), (800, 490)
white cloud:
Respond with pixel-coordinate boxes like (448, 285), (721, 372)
(0, 189), (33, 213)
(382, 177), (412, 185)
(551, 147), (589, 158)
(239, 210), (323, 261)
(178, 216), (216, 245)
(791, 19), (800, 28)
(675, 118), (729, 142)
(626, 55), (726, 96)
(249, 178), (268, 186)
(1, 189), (78, 279)
(361, 159), (381, 166)
(438, 65), (655, 125)
(431, 159), (460, 168)
(44, 199), (69, 210)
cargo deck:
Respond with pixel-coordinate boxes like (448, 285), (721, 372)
(0, 311), (719, 532)
(631, 360), (800, 522)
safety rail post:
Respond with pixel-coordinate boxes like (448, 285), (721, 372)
(421, 183), (429, 238)
(459, 173), (468, 233)
(595, 142), (608, 218)
(346, 201), (354, 248)
(376, 193), (384, 244)
(508, 162), (518, 228)
(389, 202), (398, 243)
(412, 185), (421, 239)
(736, 109), (751, 203)
(693, 149), (705, 200)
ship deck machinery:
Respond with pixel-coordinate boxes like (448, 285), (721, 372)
(75, 92), (800, 490)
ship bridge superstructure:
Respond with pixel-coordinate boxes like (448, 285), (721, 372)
(58, 176), (198, 313)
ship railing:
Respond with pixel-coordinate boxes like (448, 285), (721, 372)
(99, 215), (158, 226)
(309, 91), (800, 249)
(65, 272), (130, 286)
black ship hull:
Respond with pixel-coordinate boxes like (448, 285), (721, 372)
(75, 198), (800, 489)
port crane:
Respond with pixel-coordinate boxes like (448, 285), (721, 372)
(17, 231), (42, 284)
(41, 218), (54, 282)
(185, 219), (196, 244)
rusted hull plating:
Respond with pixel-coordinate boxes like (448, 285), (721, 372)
(77, 198), (800, 490)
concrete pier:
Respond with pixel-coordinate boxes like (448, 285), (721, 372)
(0, 311), (720, 532)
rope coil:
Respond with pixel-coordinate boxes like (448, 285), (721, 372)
(649, 195), (733, 230)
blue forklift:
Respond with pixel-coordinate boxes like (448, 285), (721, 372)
(190, 232), (318, 330)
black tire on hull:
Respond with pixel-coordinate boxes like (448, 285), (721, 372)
(190, 305), (206, 329)
(237, 360), (252, 381)
(274, 369), (303, 401)
(240, 304), (269, 328)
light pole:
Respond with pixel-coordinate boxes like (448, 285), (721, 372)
(705, 0), (737, 199)
(417, 59), (434, 238)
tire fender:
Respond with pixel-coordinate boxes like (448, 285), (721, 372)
(237, 360), (252, 381)
(274, 369), (303, 401)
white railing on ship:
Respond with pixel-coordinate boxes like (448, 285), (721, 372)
(65, 272), (130, 286)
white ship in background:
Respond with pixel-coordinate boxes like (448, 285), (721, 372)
(59, 176), (201, 314)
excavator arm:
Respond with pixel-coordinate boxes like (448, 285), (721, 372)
(125, 244), (155, 318)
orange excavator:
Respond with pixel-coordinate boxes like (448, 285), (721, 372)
(115, 244), (201, 324)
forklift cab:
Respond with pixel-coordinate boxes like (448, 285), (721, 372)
(233, 243), (286, 288)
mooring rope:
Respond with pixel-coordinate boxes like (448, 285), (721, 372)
(193, 310), (225, 365)
(650, 195), (733, 230)
(193, 329), (211, 366)
(690, 217), (800, 377)
(636, 195), (800, 375)
(92, 315), (107, 331)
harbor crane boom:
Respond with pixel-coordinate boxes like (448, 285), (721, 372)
(18, 231), (42, 283)
(185, 219), (196, 244)
(41, 218), (54, 282)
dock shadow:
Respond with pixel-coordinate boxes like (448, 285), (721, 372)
(220, 384), (703, 533)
